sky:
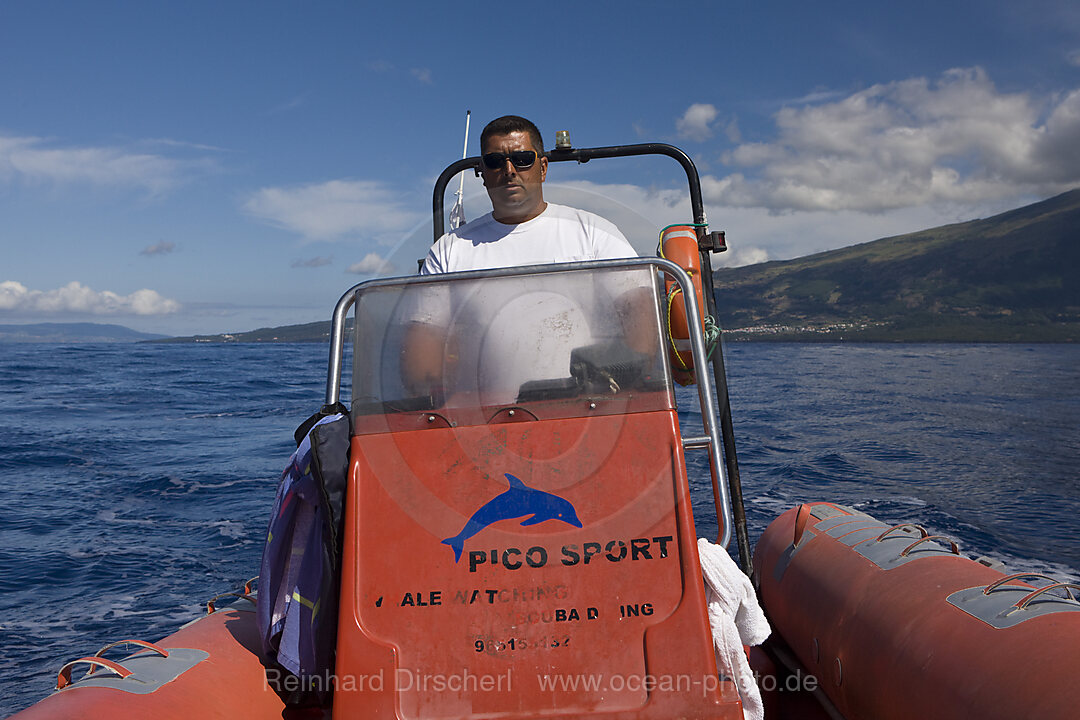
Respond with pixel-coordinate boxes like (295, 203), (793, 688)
(2, 0), (1079, 336)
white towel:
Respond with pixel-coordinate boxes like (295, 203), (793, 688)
(698, 538), (771, 720)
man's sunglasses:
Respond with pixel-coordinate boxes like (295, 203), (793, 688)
(481, 150), (538, 170)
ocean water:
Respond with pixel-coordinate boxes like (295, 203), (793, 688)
(1, 341), (1077, 715)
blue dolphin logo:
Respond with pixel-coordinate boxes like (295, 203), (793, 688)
(442, 473), (583, 562)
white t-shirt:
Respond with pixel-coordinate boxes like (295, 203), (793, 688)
(407, 204), (642, 404)
(421, 203), (637, 274)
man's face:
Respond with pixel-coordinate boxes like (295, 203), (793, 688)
(480, 130), (548, 223)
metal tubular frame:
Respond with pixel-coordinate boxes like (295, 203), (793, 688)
(432, 144), (706, 240)
(324, 258), (735, 549)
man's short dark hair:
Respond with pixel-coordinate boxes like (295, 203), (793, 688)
(480, 115), (544, 154)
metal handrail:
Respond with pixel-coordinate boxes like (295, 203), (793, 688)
(432, 143), (706, 241)
(324, 257), (735, 548)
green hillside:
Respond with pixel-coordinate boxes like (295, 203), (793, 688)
(150, 320), (336, 344)
(0, 322), (167, 343)
(712, 189), (1080, 342)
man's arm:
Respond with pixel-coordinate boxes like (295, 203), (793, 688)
(618, 286), (661, 357)
(400, 321), (448, 397)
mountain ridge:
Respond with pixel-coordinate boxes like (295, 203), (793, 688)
(0, 322), (167, 343)
(711, 188), (1079, 341)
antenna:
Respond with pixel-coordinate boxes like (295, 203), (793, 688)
(449, 110), (471, 230)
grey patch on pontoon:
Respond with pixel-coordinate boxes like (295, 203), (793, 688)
(769, 504), (859, 582)
(57, 648), (210, 695)
(947, 585), (1080, 629)
(853, 531), (962, 571)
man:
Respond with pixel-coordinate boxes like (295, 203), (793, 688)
(403, 116), (651, 397)
(421, 115), (638, 273)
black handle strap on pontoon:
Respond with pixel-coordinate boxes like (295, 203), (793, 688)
(431, 142), (754, 576)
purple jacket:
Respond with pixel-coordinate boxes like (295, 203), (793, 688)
(257, 409), (349, 693)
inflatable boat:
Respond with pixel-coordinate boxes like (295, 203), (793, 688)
(12, 139), (1079, 719)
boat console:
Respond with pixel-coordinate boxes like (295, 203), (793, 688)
(325, 259), (742, 718)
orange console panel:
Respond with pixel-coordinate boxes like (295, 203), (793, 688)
(333, 410), (741, 719)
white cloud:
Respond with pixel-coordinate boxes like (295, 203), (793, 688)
(0, 134), (199, 194)
(140, 241), (176, 256)
(712, 203), (980, 262)
(346, 253), (394, 275)
(243, 179), (420, 240)
(707, 67), (1080, 212)
(723, 117), (742, 144)
(1069, 49), (1080, 67)
(543, 179), (989, 264)
(367, 60), (394, 72)
(291, 256), (333, 268)
(267, 95), (307, 115)
(676, 103), (719, 142)
(545, 181), (688, 255)
(411, 67), (433, 85)
(143, 138), (229, 153)
(1035, 89), (1080, 182)
(712, 245), (770, 269)
(784, 88), (849, 105)
(0, 281), (180, 315)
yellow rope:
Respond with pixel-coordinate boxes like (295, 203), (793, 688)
(666, 285), (691, 370)
(659, 222), (720, 377)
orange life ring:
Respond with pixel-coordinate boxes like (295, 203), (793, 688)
(659, 225), (706, 385)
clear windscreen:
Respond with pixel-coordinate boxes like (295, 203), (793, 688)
(350, 264), (674, 429)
